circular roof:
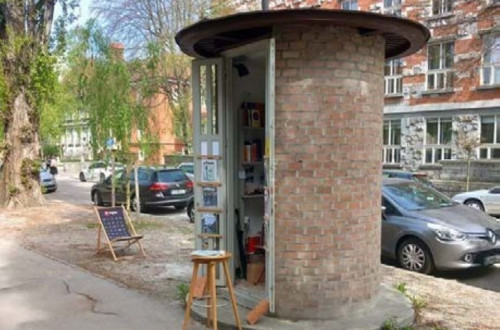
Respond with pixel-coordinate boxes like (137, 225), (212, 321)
(175, 9), (429, 60)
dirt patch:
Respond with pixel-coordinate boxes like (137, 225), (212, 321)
(0, 202), (499, 329)
(0, 203), (195, 302)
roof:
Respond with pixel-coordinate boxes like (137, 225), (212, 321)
(175, 9), (430, 59)
(382, 177), (413, 185)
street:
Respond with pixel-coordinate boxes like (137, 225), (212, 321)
(48, 173), (500, 293)
(46, 173), (188, 220)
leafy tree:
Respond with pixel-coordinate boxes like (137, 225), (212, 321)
(93, 0), (235, 154)
(0, 0), (77, 208)
(64, 20), (154, 207)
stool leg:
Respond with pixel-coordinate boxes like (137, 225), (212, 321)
(210, 262), (218, 330)
(222, 260), (242, 330)
(182, 262), (199, 330)
(205, 264), (212, 327)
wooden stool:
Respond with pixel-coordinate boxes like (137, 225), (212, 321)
(182, 252), (242, 330)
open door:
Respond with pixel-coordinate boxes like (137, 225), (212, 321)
(192, 58), (226, 285)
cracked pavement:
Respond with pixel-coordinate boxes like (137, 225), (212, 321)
(0, 239), (197, 330)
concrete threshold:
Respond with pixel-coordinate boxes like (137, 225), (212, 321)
(190, 284), (414, 330)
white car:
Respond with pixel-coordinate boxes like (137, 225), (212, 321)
(79, 161), (124, 182)
(452, 187), (500, 215)
(177, 162), (194, 180)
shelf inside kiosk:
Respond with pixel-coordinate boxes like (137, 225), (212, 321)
(231, 50), (267, 299)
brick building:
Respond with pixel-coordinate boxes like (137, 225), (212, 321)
(235, 0), (500, 173)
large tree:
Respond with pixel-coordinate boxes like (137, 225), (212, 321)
(93, 0), (235, 153)
(0, 1), (76, 208)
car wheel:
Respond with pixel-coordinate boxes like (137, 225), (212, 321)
(99, 173), (105, 182)
(187, 202), (194, 223)
(93, 191), (103, 207)
(397, 238), (434, 274)
(465, 199), (484, 212)
(79, 172), (86, 182)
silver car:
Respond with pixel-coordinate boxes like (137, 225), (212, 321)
(39, 168), (57, 193)
(382, 178), (500, 274)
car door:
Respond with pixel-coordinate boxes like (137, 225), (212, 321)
(483, 187), (500, 214)
(381, 197), (406, 259)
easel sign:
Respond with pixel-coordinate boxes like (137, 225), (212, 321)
(95, 206), (146, 261)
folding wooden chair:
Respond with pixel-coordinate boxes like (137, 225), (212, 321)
(94, 206), (146, 261)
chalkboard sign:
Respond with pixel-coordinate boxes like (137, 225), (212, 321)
(97, 207), (131, 240)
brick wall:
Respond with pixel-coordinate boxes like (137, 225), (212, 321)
(273, 25), (385, 319)
(234, 1), (500, 108)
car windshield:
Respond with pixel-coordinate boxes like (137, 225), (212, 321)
(157, 170), (187, 183)
(383, 182), (454, 211)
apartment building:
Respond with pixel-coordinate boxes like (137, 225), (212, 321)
(235, 0), (500, 172)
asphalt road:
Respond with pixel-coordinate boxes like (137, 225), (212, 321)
(45, 173), (188, 219)
(47, 173), (499, 293)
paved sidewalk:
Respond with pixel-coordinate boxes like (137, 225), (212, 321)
(0, 239), (200, 330)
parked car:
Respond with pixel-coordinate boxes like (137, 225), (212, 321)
(80, 161), (124, 182)
(452, 187), (500, 215)
(383, 170), (435, 189)
(177, 162), (194, 180)
(39, 168), (57, 193)
(382, 178), (500, 274)
(91, 167), (193, 212)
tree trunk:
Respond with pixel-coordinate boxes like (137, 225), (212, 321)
(466, 155), (471, 192)
(0, 90), (45, 208)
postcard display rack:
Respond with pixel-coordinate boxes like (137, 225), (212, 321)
(198, 138), (223, 252)
(239, 102), (267, 285)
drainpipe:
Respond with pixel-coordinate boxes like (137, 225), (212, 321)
(262, 0), (269, 10)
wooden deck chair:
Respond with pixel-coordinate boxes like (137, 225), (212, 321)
(94, 206), (146, 261)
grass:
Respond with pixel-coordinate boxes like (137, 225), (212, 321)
(393, 282), (428, 325)
(177, 283), (190, 307)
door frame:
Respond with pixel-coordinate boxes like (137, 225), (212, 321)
(222, 38), (276, 312)
(192, 58), (227, 285)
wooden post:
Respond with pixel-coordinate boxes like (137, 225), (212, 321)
(134, 165), (141, 214)
(111, 150), (116, 207)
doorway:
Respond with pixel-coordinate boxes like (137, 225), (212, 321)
(191, 39), (275, 311)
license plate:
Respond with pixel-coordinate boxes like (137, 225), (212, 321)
(171, 189), (186, 195)
(484, 255), (500, 265)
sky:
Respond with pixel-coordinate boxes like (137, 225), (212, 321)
(54, 0), (93, 27)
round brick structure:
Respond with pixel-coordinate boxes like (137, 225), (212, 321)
(176, 9), (429, 322)
(273, 24), (384, 319)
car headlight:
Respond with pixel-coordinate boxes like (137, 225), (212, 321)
(427, 223), (467, 241)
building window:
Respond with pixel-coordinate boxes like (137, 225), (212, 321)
(384, 59), (403, 95)
(479, 116), (500, 159)
(481, 34), (500, 86)
(383, 0), (402, 16)
(383, 120), (401, 164)
(341, 0), (358, 10)
(427, 42), (454, 90)
(432, 0), (453, 16)
(424, 118), (452, 163)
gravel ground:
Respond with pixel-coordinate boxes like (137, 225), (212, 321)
(0, 202), (499, 329)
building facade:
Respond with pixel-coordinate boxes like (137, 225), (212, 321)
(235, 0), (500, 172)
(60, 111), (92, 160)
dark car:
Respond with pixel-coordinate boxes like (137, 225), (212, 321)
(383, 170), (435, 189)
(91, 167), (193, 212)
